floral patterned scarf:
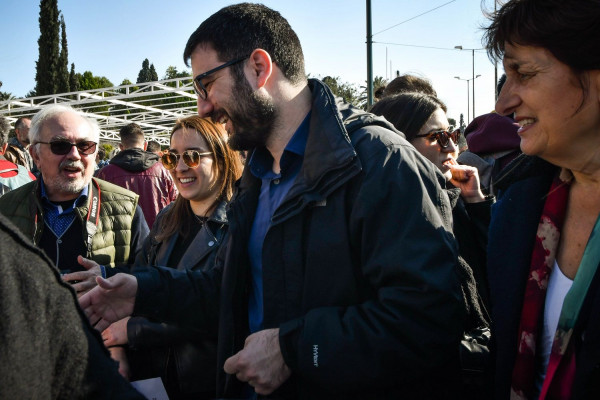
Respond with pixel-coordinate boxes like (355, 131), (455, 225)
(511, 174), (600, 399)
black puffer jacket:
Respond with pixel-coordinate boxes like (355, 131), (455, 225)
(127, 201), (228, 399)
(134, 79), (463, 399)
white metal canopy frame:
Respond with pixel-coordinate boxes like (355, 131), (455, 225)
(0, 77), (199, 145)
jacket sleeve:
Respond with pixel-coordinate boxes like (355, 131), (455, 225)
(131, 262), (223, 337)
(278, 142), (464, 391)
(127, 316), (208, 349)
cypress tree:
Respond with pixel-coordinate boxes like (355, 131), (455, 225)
(35, 0), (60, 95)
(136, 59), (151, 83)
(149, 63), (158, 82)
(69, 63), (79, 92)
(57, 14), (70, 93)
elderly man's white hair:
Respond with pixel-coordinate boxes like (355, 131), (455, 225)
(29, 104), (101, 145)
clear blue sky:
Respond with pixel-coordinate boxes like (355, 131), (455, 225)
(0, 0), (500, 123)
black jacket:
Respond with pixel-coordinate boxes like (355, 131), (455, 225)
(134, 79), (463, 399)
(488, 155), (600, 399)
(127, 201), (228, 399)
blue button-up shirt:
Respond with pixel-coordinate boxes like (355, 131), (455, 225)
(247, 112), (310, 333)
(40, 178), (89, 238)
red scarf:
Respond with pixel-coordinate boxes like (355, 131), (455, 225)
(510, 176), (574, 399)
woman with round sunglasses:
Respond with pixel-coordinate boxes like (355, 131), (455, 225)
(371, 91), (493, 398)
(101, 115), (242, 399)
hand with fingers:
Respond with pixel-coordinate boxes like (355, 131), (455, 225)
(62, 256), (103, 297)
(102, 317), (131, 347)
(223, 328), (291, 395)
(448, 162), (486, 203)
(78, 273), (138, 332)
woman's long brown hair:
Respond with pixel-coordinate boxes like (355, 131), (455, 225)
(155, 116), (243, 242)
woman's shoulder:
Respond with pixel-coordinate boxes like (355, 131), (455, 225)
(493, 154), (558, 193)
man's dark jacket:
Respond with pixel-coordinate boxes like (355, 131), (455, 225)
(134, 79), (463, 399)
(488, 155), (600, 399)
(97, 148), (177, 228)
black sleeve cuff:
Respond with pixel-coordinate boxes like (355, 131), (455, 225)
(278, 317), (304, 371)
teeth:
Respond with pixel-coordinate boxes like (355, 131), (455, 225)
(179, 178), (195, 184)
(519, 118), (535, 127)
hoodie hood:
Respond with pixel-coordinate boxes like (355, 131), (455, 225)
(109, 148), (159, 172)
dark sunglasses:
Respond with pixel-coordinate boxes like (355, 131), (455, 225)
(415, 127), (460, 148)
(161, 150), (212, 170)
(192, 55), (249, 100)
(35, 140), (97, 155)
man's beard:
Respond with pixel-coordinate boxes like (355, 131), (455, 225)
(224, 73), (277, 151)
(46, 160), (90, 196)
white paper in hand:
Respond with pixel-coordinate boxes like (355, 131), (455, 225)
(130, 377), (170, 400)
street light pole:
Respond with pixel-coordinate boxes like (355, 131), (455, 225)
(455, 75), (481, 124)
(455, 76), (470, 123)
(455, 45), (484, 119)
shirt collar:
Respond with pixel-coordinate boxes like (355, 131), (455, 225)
(40, 177), (90, 211)
(249, 111), (311, 178)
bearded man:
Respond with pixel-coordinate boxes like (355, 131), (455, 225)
(0, 104), (148, 296)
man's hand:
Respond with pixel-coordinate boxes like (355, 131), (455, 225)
(449, 164), (486, 203)
(79, 273), (138, 332)
(108, 346), (131, 381)
(62, 256), (102, 297)
(223, 328), (291, 395)
(102, 317), (131, 347)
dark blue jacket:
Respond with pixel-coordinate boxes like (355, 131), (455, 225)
(488, 155), (600, 399)
(133, 79), (463, 399)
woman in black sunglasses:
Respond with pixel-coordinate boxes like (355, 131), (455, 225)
(371, 91), (493, 399)
(101, 116), (243, 399)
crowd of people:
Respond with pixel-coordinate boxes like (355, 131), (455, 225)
(0, 0), (599, 399)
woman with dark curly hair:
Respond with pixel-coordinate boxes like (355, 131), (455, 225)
(484, 1), (600, 398)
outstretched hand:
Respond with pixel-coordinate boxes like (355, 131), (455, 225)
(223, 328), (291, 395)
(79, 273), (138, 332)
(62, 256), (102, 297)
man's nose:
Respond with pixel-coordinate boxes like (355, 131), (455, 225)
(196, 97), (214, 118)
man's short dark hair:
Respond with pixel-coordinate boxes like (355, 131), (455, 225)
(146, 140), (161, 153)
(119, 123), (145, 148)
(183, 3), (306, 85)
(0, 117), (10, 147)
(383, 74), (437, 98)
(14, 117), (30, 131)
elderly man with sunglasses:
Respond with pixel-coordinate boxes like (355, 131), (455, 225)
(0, 104), (149, 297)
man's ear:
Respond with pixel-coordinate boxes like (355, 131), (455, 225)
(118, 143), (124, 151)
(29, 144), (41, 167)
(247, 49), (273, 89)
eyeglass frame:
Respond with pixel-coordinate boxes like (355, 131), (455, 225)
(161, 150), (213, 170)
(192, 55), (250, 100)
(34, 140), (98, 155)
(414, 127), (460, 148)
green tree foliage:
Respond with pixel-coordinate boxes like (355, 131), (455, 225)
(69, 63), (78, 92)
(35, 0), (60, 95)
(149, 64), (158, 82)
(137, 59), (158, 83)
(57, 14), (70, 93)
(321, 76), (360, 106)
(359, 76), (388, 109)
(76, 71), (113, 90)
(164, 66), (191, 80)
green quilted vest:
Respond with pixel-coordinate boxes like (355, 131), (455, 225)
(0, 178), (139, 268)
